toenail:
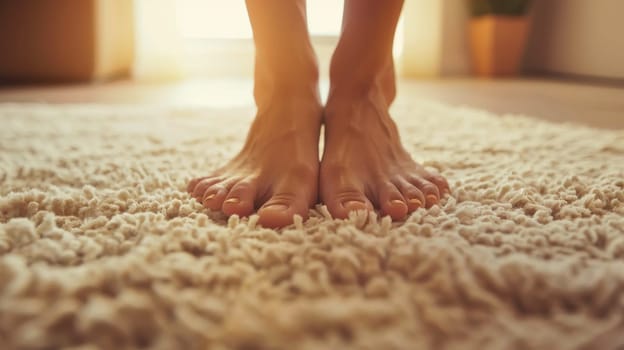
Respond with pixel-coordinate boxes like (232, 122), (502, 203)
(391, 199), (405, 206)
(224, 198), (240, 204)
(409, 198), (422, 208)
(204, 193), (216, 201)
(426, 195), (438, 204)
(264, 203), (288, 211)
(344, 200), (365, 208)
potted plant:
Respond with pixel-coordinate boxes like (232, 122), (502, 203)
(468, 0), (532, 76)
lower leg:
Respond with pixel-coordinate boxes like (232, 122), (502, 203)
(245, 0), (320, 104)
(320, 0), (450, 220)
(329, 0), (402, 104)
(187, 0), (322, 228)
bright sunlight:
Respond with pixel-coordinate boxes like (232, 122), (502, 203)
(175, 0), (344, 39)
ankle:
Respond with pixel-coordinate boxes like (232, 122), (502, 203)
(254, 76), (321, 108)
(329, 57), (395, 105)
(327, 78), (383, 102)
(254, 60), (320, 106)
(251, 90), (323, 135)
(324, 86), (395, 133)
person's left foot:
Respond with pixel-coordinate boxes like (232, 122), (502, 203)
(320, 85), (450, 220)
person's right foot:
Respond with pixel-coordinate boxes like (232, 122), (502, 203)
(187, 92), (322, 228)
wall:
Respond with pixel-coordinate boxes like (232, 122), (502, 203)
(525, 0), (624, 80)
(399, 0), (444, 77)
(399, 0), (472, 77)
(403, 0), (624, 79)
(440, 1), (470, 76)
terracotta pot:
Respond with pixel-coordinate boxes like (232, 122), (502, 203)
(469, 15), (530, 77)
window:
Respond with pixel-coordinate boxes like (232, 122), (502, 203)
(134, 0), (401, 78)
(175, 0), (344, 39)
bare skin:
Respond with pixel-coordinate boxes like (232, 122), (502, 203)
(188, 0), (449, 227)
(320, 0), (449, 220)
(187, 0), (322, 228)
(186, 95), (321, 228)
(321, 70), (449, 220)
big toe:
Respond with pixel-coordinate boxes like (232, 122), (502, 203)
(325, 189), (373, 220)
(257, 193), (310, 229)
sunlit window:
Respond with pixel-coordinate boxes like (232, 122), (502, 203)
(175, 0), (344, 39)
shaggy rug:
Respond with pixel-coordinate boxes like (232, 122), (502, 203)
(1, 101), (623, 350)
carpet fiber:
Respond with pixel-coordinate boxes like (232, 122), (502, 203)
(1, 102), (624, 350)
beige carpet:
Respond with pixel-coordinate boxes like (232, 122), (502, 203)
(1, 101), (624, 350)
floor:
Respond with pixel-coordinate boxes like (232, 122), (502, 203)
(1, 77), (623, 129)
(2, 95), (623, 349)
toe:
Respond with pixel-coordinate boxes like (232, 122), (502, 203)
(378, 183), (408, 220)
(191, 177), (222, 200)
(395, 179), (425, 213)
(257, 192), (310, 229)
(222, 179), (257, 217)
(325, 188), (374, 220)
(202, 183), (231, 211)
(187, 177), (207, 193)
(409, 176), (440, 208)
(425, 171), (450, 196)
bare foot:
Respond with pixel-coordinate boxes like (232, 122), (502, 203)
(320, 85), (450, 221)
(188, 92), (322, 228)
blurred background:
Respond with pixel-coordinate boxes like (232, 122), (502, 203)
(0, 0), (623, 127)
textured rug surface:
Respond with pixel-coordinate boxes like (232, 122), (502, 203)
(1, 101), (624, 350)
